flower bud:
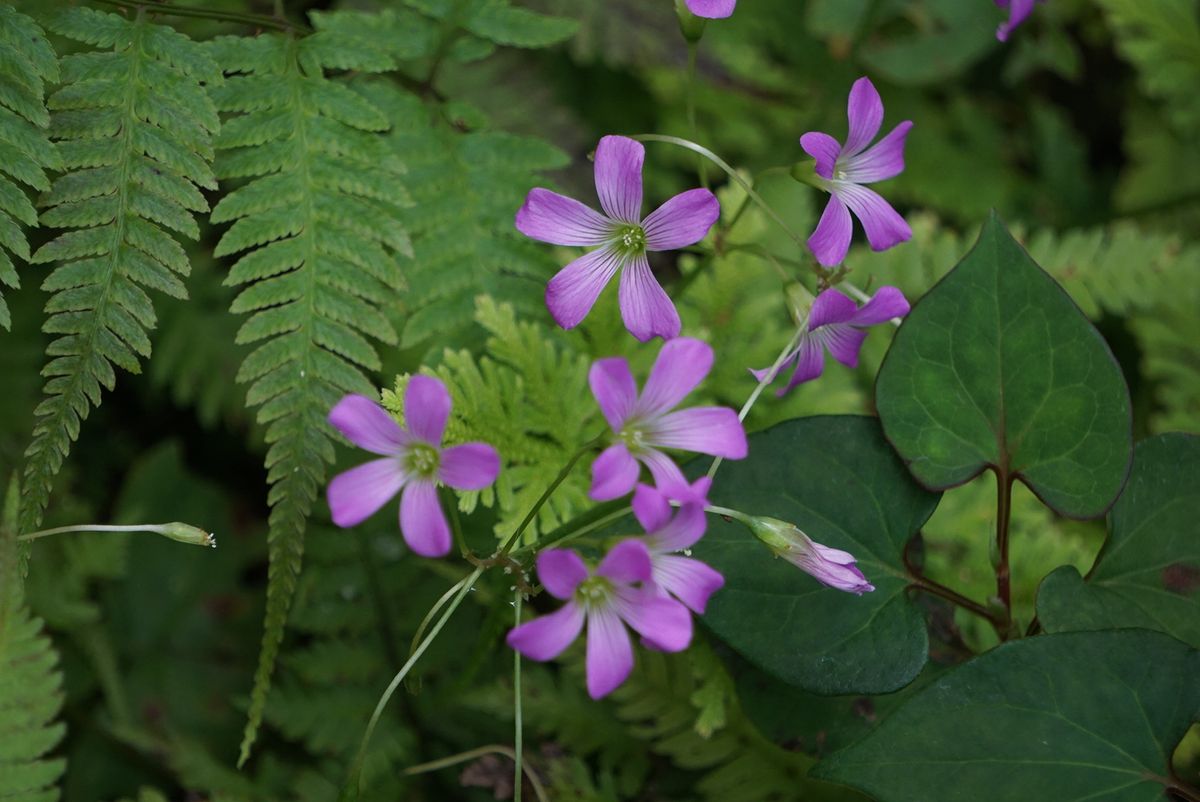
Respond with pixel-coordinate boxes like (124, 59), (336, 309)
(747, 516), (874, 595)
(789, 159), (821, 188)
(784, 282), (815, 327)
(675, 0), (708, 43)
(154, 522), (216, 548)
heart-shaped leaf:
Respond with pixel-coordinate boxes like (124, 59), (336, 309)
(814, 630), (1200, 802)
(1037, 433), (1200, 646)
(876, 213), (1132, 519)
(695, 416), (938, 695)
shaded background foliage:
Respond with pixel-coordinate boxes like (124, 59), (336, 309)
(0, 0), (1197, 800)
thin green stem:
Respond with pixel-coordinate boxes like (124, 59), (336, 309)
(403, 745), (549, 802)
(342, 567), (484, 801)
(513, 592), (524, 802)
(19, 522), (214, 547)
(515, 503), (631, 556)
(441, 487), (471, 559)
(408, 571), (475, 659)
(702, 504), (755, 526)
(90, 0), (305, 31)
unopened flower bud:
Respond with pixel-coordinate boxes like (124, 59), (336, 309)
(784, 282), (815, 327)
(675, 0), (708, 43)
(154, 522), (216, 548)
(789, 159), (821, 188)
(747, 516), (874, 595)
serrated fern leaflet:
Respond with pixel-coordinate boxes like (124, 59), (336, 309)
(206, 32), (409, 765)
(0, 6), (60, 332)
(20, 7), (218, 533)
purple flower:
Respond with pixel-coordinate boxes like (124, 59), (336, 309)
(326, 377), (500, 557)
(507, 540), (693, 698)
(753, 286), (909, 395)
(632, 479), (724, 614)
(801, 77), (912, 267)
(995, 0), (1041, 41)
(515, 135), (719, 342)
(685, 0), (736, 18)
(589, 337), (747, 501)
(749, 517), (875, 595)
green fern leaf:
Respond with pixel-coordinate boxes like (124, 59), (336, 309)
(403, 0), (577, 51)
(1, 478), (67, 802)
(207, 33), (409, 765)
(20, 8), (218, 533)
(0, 6), (60, 332)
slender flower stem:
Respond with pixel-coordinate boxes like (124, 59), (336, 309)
(342, 567), (484, 801)
(408, 572), (475, 659)
(441, 487), (472, 559)
(402, 745), (549, 802)
(19, 522), (214, 547)
(516, 503), (631, 556)
(702, 504), (755, 526)
(513, 592), (524, 802)
(90, 0), (306, 31)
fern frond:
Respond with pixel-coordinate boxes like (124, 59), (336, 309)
(206, 34), (409, 765)
(0, 7), (60, 332)
(360, 83), (568, 345)
(1, 478), (66, 801)
(20, 8), (218, 532)
(403, 0), (577, 52)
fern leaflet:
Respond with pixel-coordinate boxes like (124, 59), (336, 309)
(0, 6), (60, 332)
(20, 7), (219, 532)
(206, 33), (409, 764)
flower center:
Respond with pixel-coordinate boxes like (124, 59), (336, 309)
(618, 424), (648, 454)
(613, 223), (647, 257)
(405, 443), (440, 479)
(575, 576), (613, 608)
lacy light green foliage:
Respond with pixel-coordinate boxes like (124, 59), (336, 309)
(0, 6), (59, 332)
(20, 8), (218, 533)
(384, 297), (595, 540)
(0, 480), (66, 802)
(1098, 0), (1200, 132)
(360, 82), (568, 346)
(205, 30), (410, 766)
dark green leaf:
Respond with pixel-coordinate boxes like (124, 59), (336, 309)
(695, 416), (937, 695)
(876, 213), (1132, 519)
(814, 630), (1200, 802)
(1037, 433), (1200, 646)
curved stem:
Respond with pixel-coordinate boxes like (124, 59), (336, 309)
(19, 522), (214, 548)
(403, 744), (549, 802)
(408, 572), (475, 659)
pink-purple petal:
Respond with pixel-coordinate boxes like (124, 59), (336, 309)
(515, 188), (615, 246)
(848, 286), (910, 326)
(618, 254), (680, 342)
(585, 608), (634, 699)
(647, 500), (708, 552)
(799, 132), (841, 180)
(537, 549), (590, 600)
(328, 394), (408, 455)
(590, 443), (641, 501)
(594, 135), (644, 224)
(437, 443), (500, 490)
(781, 337), (826, 394)
(613, 589), (693, 652)
(507, 602), (585, 661)
(842, 121), (912, 184)
(632, 482), (673, 534)
(327, 458), (406, 528)
(399, 479), (451, 557)
(808, 288), (859, 329)
(843, 76), (885, 157)
(589, 357), (638, 432)
(818, 324), (869, 368)
(404, 375), (452, 446)
(545, 246), (623, 331)
(685, 0), (736, 18)
(596, 539), (654, 584)
(996, 0), (1038, 41)
(642, 188), (720, 251)
(638, 449), (690, 497)
(808, 194), (854, 267)
(636, 337), (713, 417)
(650, 407), (748, 459)
(652, 555), (725, 614)
(836, 183), (912, 253)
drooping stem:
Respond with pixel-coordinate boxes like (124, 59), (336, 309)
(513, 592), (524, 802)
(19, 522), (214, 547)
(403, 744), (549, 802)
(342, 567), (484, 801)
(90, 0), (305, 31)
(994, 469), (1014, 635)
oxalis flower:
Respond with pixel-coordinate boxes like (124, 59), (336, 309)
(685, 0), (736, 18)
(753, 286), (909, 395)
(507, 540), (693, 698)
(589, 337), (747, 501)
(516, 135), (719, 342)
(749, 516), (875, 595)
(995, 0), (1043, 41)
(801, 77), (912, 267)
(326, 377), (500, 558)
(633, 478), (724, 614)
